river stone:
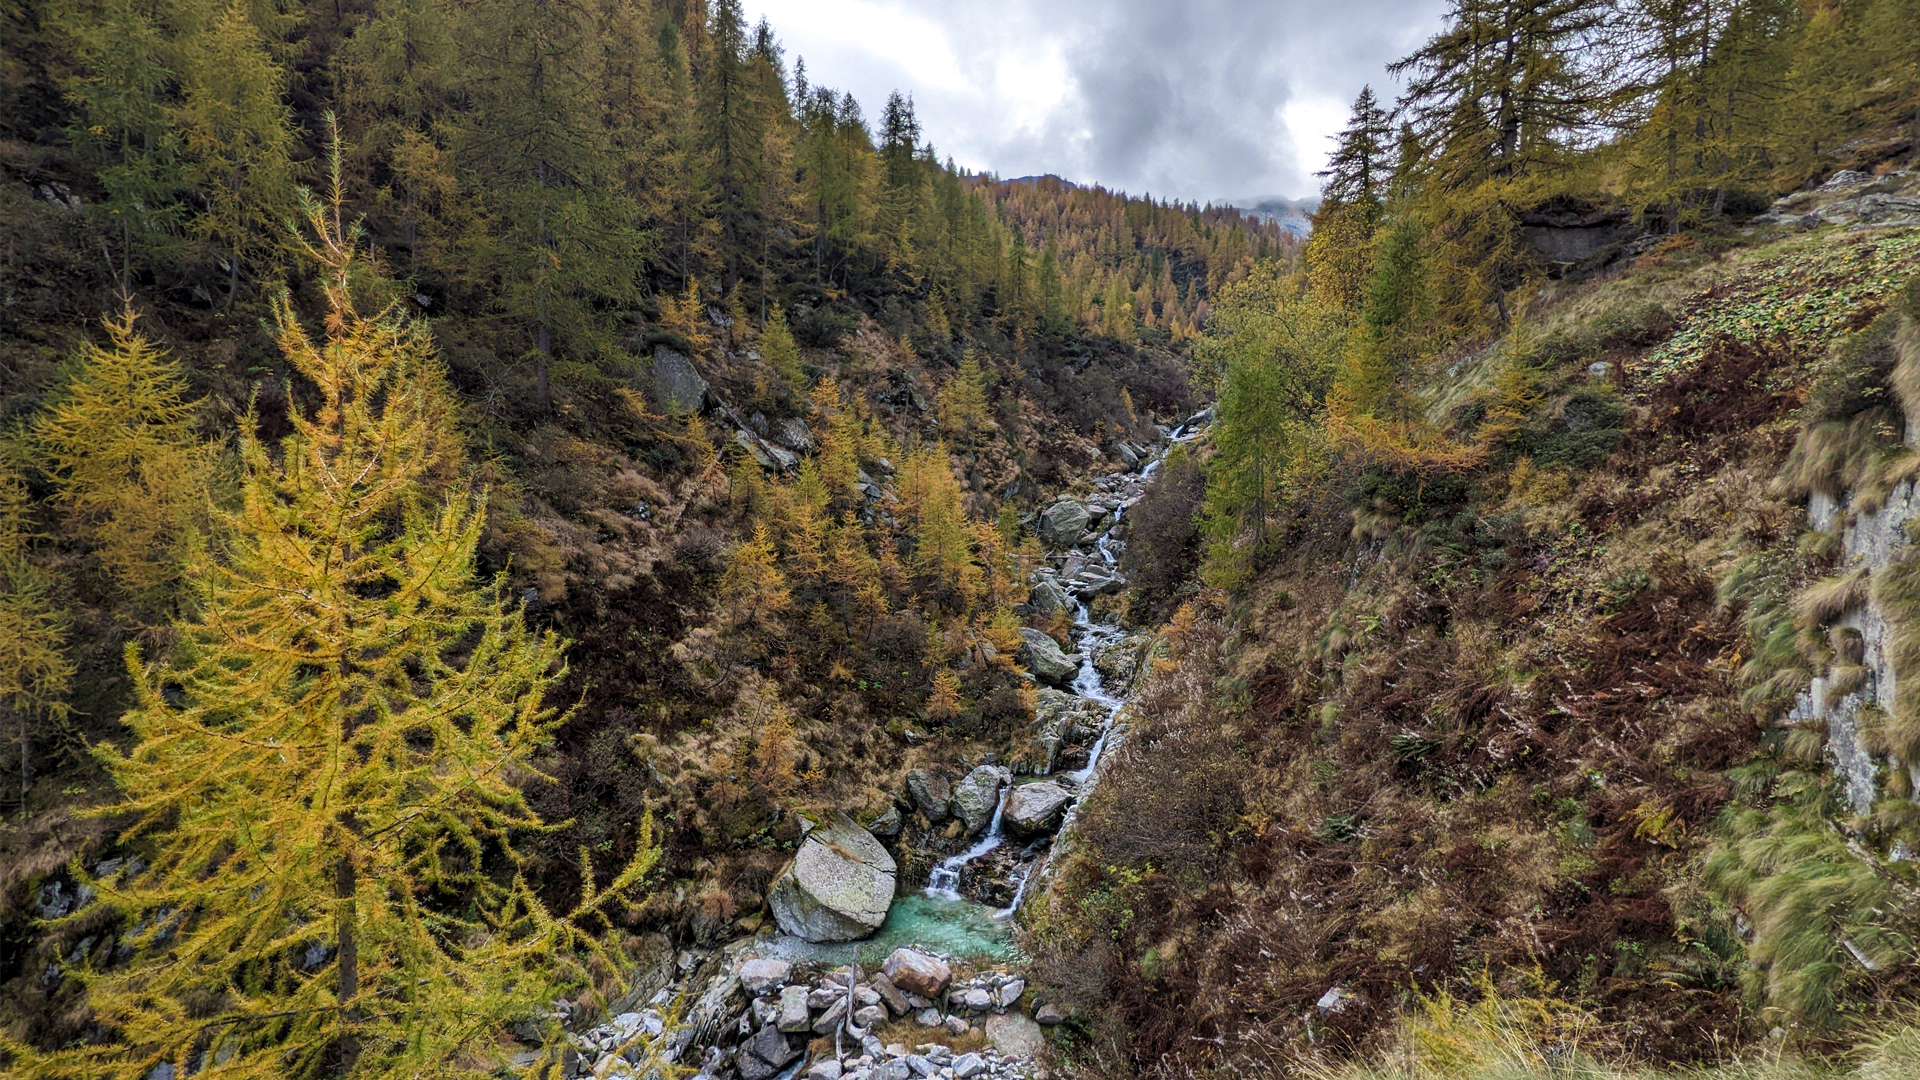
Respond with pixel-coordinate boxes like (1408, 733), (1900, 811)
(1037, 499), (1091, 547)
(741, 957), (792, 994)
(983, 1012), (1044, 1059)
(812, 995), (850, 1034)
(740, 1024), (800, 1080)
(1019, 628), (1080, 687)
(870, 973), (911, 1015)
(776, 985), (812, 1031)
(905, 770), (951, 822)
(1027, 576), (1072, 616)
(768, 812), (896, 942)
(1005, 782), (1072, 838)
(882, 948), (953, 998)
(650, 347), (708, 415)
(1094, 639), (1144, 688)
(952, 766), (1007, 836)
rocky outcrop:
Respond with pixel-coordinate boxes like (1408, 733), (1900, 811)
(767, 813), (896, 942)
(1018, 628), (1079, 687)
(952, 766), (1008, 836)
(1753, 169), (1920, 232)
(1002, 782), (1072, 838)
(772, 416), (815, 453)
(1036, 499), (1089, 548)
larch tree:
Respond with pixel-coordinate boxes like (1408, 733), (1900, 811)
(34, 310), (208, 609)
(0, 462), (73, 813)
(12, 188), (655, 1080)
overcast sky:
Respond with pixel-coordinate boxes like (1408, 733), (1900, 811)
(743, 0), (1448, 205)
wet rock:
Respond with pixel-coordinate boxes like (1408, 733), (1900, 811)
(651, 348), (709, 415)
(1018, 628), (1080, 687)
(741, 958), (792, 994)
(952, 766), (1007, 836)
(905, 771), (952, 822)
(768, 812), (897, 942)
(983, 1012), (1043, 1059)
(1093, 639), (1144, 688)
(883, 948), (953, 997)
(1037, 500), (1090, 548)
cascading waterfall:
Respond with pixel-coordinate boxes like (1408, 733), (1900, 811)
(920, 414), (1209, 918)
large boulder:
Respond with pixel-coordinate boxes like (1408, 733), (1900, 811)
(1019, 628), (1080, 687)
(1037, 500), (1091, 548)
(768, 812), (896, 942)
(650, 347), (708, 415)
(1003, 782), (1073, 838)
(951, 766), (1007, 836)
(881, 948), (952, 998)
(1094, 638), (1146, 689)
(905, 770), (951, 821)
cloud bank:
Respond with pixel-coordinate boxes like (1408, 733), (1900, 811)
(745, 0), (1447, 203)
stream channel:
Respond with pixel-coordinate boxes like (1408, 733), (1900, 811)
(763, 414), (1208, 968)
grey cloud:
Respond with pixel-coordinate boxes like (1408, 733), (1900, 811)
(758, 0), (1447, 202)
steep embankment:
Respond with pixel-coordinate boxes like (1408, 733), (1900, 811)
(1027, 192), (1920, 1077)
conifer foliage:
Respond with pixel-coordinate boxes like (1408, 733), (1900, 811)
(8, 187), (656, 1080)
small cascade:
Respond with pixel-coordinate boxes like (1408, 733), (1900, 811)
(918, 415), (1210, 917)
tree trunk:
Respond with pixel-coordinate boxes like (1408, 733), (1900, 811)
(335, 850), (360, 1072)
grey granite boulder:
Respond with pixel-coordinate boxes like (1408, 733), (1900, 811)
(768, 812), (896, 942)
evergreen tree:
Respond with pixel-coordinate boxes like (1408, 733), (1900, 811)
(34, 311), (207, 608)
(1317, 85), (1393, 208)
(171, 0), (295, 305)
(12, 194), (655, 1080)
(699, 0), (770, 291)
(0, 463), (72, 812)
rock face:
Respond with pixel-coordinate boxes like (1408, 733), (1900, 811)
(1003, 781), (1072, 838)
(951, 766), (1008, 836)
(1019, 628), (1080, 687)
(650, 347), (708, 415)
(768, 812), (897, 942)
(1037, 499), (1090, 547)
(881, 948), (952, 997)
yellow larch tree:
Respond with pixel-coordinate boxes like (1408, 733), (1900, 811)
(0, 460), (73, 810)
(9, 187), (656, 1080)
(34, 310), (209, 608)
